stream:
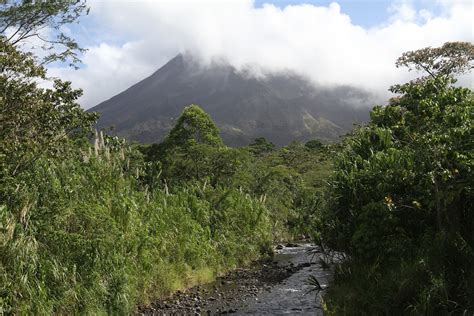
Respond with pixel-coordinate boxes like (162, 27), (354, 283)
(237, 244), (331, 315)
(139, 243), (332, 315)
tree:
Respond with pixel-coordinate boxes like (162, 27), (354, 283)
(143, 105), (226, 183)
(305, 139), (323, 150)
(319, 42), (474, 314)
(0, 2), (96, 204)
(395, 41), (474, 79)
(0, 36), (96, 183)
(248, 137), (275, 156)
(162, 104), (223, 149)
(1, 0), (89, 67)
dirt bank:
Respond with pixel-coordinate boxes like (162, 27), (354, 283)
(138, 244), (330, 315)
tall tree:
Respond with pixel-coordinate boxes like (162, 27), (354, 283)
(319, 42), (474, 314)
(395, 41), (474, 79)
(0, 1), (96, 195)
(1, 0), (88, 67)
(163, 104), (223, 149)
(141, 105), (225, 184)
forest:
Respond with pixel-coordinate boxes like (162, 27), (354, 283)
(1, 1), (473, 315)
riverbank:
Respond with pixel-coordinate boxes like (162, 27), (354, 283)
(138, 243), (331, 315)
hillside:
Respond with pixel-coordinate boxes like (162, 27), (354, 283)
(90, 54), (373, 146)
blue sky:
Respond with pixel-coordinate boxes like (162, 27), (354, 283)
(255, 0), (393, 27)
(254, 0), (443, 28)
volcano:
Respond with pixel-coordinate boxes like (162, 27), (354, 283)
(90, 54), (373, 146)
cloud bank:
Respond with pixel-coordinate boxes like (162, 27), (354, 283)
(48, 0), (473, 108)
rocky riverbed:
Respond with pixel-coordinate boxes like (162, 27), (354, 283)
(138, 243), (331, 315)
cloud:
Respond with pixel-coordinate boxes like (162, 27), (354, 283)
(48, 0), (473, 109)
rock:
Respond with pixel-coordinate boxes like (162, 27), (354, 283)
(139, 244), (324, 315)
(285, 242), (300, 247)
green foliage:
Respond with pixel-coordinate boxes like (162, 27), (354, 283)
(319, 43), (474, 314)
(162, 104), (223, 149)
(0, 4), (336, 313)
(305, 139), (323, 150)
(0, 39), (97, 195)
(141, 118), (335, 242)
(0, 134), (272, 314)
(0, 24), (277, 313)
(142, 105), (233, 184)
(1, 0), (88, 66)
(395, 41), (474, 79)
(245, 140), (334, 238)
(1, 36), (331, 312)
(249, 137), (276, 155)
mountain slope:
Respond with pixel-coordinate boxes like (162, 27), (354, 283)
(90, 54), (373, 146)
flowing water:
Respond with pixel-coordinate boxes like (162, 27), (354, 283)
(139, 243), (332, 315)
(233, 244), (331, 315)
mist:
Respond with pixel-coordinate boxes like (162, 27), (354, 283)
(48, 0), (473, 108)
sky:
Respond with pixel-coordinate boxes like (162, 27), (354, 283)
(47, 0), (474, 109)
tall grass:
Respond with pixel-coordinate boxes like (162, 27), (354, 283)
(0, 138), (272, 314)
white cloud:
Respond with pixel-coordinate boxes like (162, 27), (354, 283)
(48, 0), (474, 108)
(388, 1), (417, 23)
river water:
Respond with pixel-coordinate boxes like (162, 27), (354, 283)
(234, 244), (331, 315)
(139, 243), (332, 315)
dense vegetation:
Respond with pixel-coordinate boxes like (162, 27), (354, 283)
(0, 3), (330, 311)
(1, 2), (473, 315)
(317, 42), (474, 314)
(0, 85), (330, 313)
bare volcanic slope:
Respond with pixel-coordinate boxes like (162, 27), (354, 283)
(90, 54), (373, 146)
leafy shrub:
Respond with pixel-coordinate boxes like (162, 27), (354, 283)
(0, 141), (272, 314)
(319, 43), (474, 314)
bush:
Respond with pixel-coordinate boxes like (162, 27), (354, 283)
(319, 69), (474, 313)
(0, 141), (272, 314)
